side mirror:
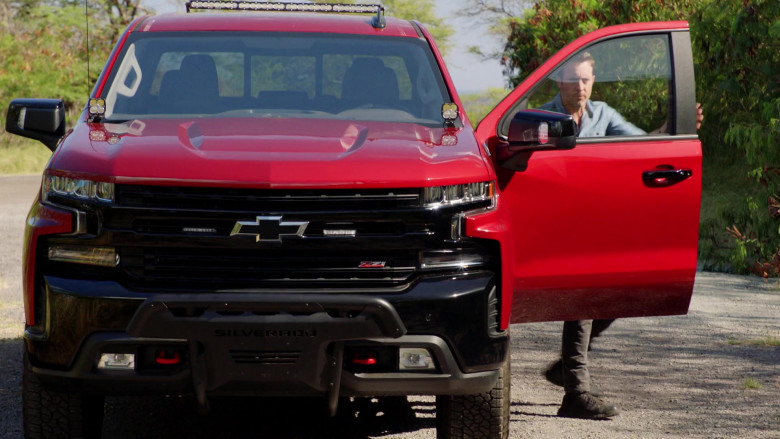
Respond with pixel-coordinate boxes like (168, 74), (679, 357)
(5, 99), (66, 151)
(496, 109), (577, 171)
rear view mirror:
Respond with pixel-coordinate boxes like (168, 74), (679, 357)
(5, 98), (66, 151)
(496, 109), (577, 171)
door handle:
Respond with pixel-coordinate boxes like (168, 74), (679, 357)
(642, 167), (692, 187)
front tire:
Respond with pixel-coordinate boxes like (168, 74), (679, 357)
(23, 352), (105, 439)
(436, 355), (511, 439)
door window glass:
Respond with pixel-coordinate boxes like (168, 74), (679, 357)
(527, 35), (672, 137)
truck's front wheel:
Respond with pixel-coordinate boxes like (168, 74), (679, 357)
(23, 352), (105, 439)
(435, 355), (511, 439)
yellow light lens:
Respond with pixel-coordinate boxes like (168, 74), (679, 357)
(441, 103), (458, 120)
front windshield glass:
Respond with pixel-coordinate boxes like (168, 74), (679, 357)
(102, 32), (451, 126)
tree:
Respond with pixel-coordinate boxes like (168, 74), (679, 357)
(0, 4), (93, 110)
(60, 0), (147, 41)
(311, 0), (453, 54)
(692, 0), (780, 276)
(0, 0), (145, 125)
(500, 0), (699, 86)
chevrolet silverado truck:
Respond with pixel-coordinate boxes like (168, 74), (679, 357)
(5, 2), (701, 438)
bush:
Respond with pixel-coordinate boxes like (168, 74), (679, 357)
(692, 1), (780, 276)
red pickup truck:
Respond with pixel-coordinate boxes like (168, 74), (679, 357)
(6, 2), (700, 438)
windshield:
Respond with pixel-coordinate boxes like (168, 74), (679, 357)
(102, 32), (452, 126)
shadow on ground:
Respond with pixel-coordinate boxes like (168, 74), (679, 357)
(102, 394), (435, 439)
(0, 338), (23, 439)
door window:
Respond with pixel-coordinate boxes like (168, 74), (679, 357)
(525, 35), (672, 138)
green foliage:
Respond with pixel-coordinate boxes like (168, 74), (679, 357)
(0, 137), (51, 175)
(741, 378), (762, 390)
(691, 0), (780, 276)
(460, 87), (510, 127)
(501, 0), (698, 87)
(0, 1), (123, 138)
(728, 336), (780, 347)
(0, 5), (93, 110)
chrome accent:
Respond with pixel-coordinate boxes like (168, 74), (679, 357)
(230, 215), (308, 243)
(182, 227), (218, 233)
(323, 229), (357, 237)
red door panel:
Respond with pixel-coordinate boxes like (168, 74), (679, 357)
(477, 22), (702, 324)
(496, 139), (700, 323)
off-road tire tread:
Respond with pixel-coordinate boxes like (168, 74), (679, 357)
(23, 353), (104, 439)
(436, 356), (511, 439)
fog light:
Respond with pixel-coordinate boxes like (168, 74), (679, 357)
(399, 348), (435, 370)
(98, 353), (135, 370)
(48, 245), (119, 267)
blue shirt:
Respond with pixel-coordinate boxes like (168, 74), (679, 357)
(539, 94), (645, 138)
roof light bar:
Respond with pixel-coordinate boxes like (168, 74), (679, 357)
(185, 2), (386, 27)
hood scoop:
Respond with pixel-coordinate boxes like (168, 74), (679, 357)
(178, 121), (204, 150)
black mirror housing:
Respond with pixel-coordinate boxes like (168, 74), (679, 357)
(5, 99), (66, 151)
(495, 110), (577, 171)
(507, 109), (576, 151)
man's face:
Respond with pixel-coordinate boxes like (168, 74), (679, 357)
(557, 61), (595, 114)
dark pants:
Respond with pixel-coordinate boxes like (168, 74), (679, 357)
(561, 319), (615, 394)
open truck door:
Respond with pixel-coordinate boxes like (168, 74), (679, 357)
(477, 22), (702, 323)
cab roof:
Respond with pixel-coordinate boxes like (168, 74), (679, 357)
(132, 12), (423, 38)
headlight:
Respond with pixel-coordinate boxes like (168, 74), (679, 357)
(422, 181), (494, 208)
(43, 174), (114, 204)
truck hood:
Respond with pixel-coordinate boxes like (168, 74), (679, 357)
(51, 118), (492, 188)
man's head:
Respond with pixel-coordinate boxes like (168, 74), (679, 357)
(556, 52), (595, 116)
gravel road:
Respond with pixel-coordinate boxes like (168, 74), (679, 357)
(1, 174), (778, 438)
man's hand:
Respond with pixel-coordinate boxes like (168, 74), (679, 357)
(695, 102), (703, 130)
(650, 102), (703, 134)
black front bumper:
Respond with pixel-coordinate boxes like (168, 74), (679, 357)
(27, 272), (507, 399)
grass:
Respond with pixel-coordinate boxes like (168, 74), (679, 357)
(0, 134), (50, 175)
(0, 300), (24, 339)
(727, 336), (780, 347)
(741, 378), (762, 390)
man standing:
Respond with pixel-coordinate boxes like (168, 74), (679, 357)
(538, 51), (702, 420)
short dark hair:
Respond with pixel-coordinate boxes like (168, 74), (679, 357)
(556, 51), (595, 80)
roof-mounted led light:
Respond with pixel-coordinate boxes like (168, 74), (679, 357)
(185, 1), (386, 27)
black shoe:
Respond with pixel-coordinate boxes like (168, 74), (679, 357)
(557, 392), (619, 420)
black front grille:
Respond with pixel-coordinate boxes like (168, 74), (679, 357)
(121, 246), (418, 290)
(117, 185), (422, 211)
(98, 184), (488, 291)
